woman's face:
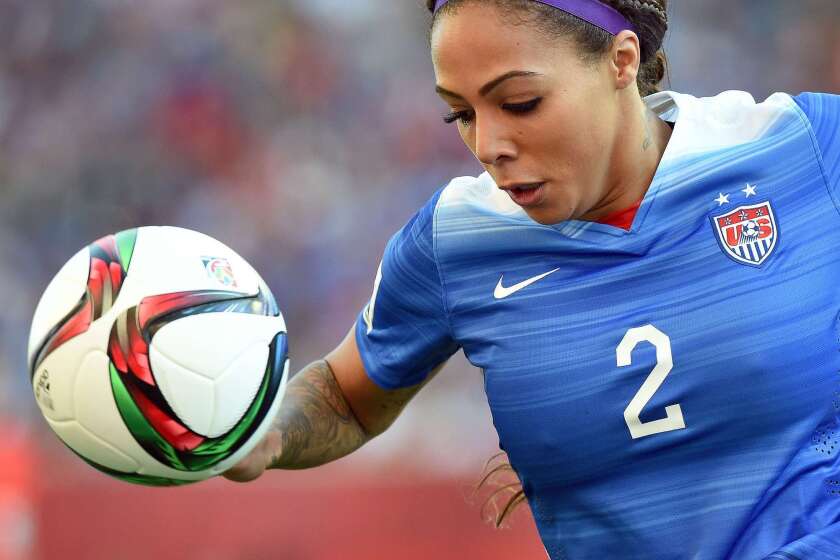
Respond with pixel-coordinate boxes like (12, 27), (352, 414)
(431, 3), (626, 225)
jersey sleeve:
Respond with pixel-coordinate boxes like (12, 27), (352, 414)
(354, 188), (459, 390)
(793, 92), (840, 192)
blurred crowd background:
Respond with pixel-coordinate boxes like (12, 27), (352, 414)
(1, 0), (839, 558)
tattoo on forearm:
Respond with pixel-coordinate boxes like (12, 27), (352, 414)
(268, 360), (369, 469)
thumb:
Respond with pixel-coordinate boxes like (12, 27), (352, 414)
(222, 432), (275, 483)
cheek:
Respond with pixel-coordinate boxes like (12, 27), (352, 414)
(456, 125), (475, 153)
(532, 111), (611, 212)
(528, 113), (593, 171)
(534, 101), (585, 144)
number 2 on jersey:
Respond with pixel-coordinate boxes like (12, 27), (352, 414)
(617, 325), (686, 440)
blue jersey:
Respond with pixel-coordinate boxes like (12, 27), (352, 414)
(355, 90), (840, 560)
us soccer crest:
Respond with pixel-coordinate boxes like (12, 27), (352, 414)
(201, 256), (238, 287)
(711, 201), (778, 267)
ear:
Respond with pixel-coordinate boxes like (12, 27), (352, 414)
(610, 30), (641, 90)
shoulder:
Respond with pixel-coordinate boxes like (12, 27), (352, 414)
(650, 90), (814, 162)
(791, 91), (840, 120)
(661, 90), (840, 203)
(789, 92), (840, 189)
(382, 175), (502, 272)
(435, 171), (529, 226)
(790, 92), (840, 143)
(388, 172), (541, 271)
(399, 174), (502, 238)
(661, 89), (799, 120)
(396, 172), (532, 248)
(665, 89), (802, 133)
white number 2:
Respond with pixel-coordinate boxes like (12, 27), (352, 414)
(617, 325), (686, 440)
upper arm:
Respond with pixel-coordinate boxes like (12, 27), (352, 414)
(325, 189), (459, 436)
(794, 92), (840, 190)
(353, 189), (460, 390)
(325, 325), (443, 438)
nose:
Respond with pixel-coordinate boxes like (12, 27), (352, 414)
(473, 116), (516, 166)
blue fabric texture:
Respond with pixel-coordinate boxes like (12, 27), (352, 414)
(794, 93), (840, 189)
(355, 188), (459, 390)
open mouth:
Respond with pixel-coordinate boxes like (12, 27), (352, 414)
(505, 183), (546, 207)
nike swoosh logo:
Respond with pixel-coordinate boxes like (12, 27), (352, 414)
(494, 268), (560, 300)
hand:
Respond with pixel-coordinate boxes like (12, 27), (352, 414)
(222, 430), (277, 483)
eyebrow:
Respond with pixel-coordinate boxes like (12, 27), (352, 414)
(435, 70), (542, 99)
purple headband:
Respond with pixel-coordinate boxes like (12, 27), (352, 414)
(433, 0), (634, 36)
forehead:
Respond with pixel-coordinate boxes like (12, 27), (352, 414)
(430, 3), (578, 90)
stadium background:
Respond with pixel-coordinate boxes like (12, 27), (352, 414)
(0, 1), (838, 558)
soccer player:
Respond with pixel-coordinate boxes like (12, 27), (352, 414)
(226, 1), (840, 558)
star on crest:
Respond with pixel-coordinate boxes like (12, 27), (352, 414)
(714, 193), (730, 206)
(742, 183), (757, 197)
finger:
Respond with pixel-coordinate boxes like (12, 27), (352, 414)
(222, 461), (263, 483)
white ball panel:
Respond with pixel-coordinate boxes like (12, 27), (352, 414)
(70, 350), (209, 482)
(28, 247), (89, 364)
(48, 419), (139, 473)
(148, 347), (216, 437)
(210, 341), (270, 436)
(115, 227), (261, 314)
(30, 337), (87, 422)
(209, 358), (291, 476)
(74, 351), (147, 467)
(150, 312), (284, 380)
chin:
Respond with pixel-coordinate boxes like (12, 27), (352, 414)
(520, 187), (576, 225)
(523, 200), (573, 226)
(523, 207), (571, 226)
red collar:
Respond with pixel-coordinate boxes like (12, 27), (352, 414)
(593, 198), (644, 231)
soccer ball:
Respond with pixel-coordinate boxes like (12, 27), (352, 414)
(741, 220), (760, 243)
(27, 227), (289, 486)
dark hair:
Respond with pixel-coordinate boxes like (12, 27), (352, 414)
(427, 0), (669, 527)
(473, 452), (528, 528)
(426, 0), (669, 97)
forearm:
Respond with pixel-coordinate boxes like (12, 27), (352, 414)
(267, 359), (371, 470)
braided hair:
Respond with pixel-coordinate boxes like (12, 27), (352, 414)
(426, 0), (669, 97)
(424, 0), (669, 526)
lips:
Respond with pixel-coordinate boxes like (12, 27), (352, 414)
(500, 182), (546, 208)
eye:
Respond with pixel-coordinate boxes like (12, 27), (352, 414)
(443, 110), (474, 126)
(502, 97), (542, 114)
